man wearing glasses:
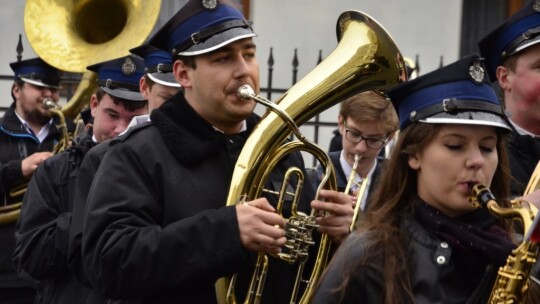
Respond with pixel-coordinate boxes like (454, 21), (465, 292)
(315, 91), (398, 216)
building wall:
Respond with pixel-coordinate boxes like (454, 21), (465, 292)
(0, 0), (462, 163)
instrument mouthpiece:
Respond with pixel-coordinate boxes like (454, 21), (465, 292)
(237, 84), (255, 100)
(43, 98), (58, 109)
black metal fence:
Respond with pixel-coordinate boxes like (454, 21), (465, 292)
(0, 47), (423, 168)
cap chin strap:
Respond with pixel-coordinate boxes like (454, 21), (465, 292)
(97, 79), (139, 92)
(409, 98), (505, 122)
(145, 63), (173, 74)
(502, 25), (540, 59)
(173, 19), (252, 54)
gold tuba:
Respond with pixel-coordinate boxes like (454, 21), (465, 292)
(469, 161), (540, 303)
(217, 10), (406, 304)
(0, 0), (161, 225)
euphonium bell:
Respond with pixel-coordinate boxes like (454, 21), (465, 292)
(216, 10), (406, 304)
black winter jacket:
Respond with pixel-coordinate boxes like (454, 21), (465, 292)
(12, 133), (96, 303)
(0, 103), (63, 296)
(312, 216), (498, 303)
(80, 94), (315, 303)
(506, 130), (540, 197)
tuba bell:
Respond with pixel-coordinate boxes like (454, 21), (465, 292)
(0, 0), (161, 225)
(217, 10), (407, 304)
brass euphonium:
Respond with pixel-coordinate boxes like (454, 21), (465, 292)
(469, 161), (540, 303)
(216, 10), (406, 304)
(0, 0), (161, 225)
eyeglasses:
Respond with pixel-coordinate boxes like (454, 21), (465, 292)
(344, 123), (387, 149)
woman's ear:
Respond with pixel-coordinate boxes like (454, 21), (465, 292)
(408, 153), (421, 170)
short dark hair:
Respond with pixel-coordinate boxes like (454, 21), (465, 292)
(176, 56), (197, 69)
(11, 79), (25, 102)
(144, 74), (155, 90)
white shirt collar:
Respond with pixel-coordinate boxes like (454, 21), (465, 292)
(15, 111), (53, 143)
(212, 120), (247, 134)
(339, 150), (377, 211)
(339, 150), (377, 187)
(509, 119), (539, 138)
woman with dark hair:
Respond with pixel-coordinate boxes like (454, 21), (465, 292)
(311, 54), (525, 303)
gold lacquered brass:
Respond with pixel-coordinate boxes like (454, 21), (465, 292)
(0, 0), (162, 226)
(345, 154), (369, 232)
(469, 162), (540, 303)
(24, 0), (161, 72)
(217, 10), (406, 304)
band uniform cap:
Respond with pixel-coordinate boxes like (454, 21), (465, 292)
(129, 43), (180, 88)
(386, 54), (510, 131)
(149, 0), (256, 57)
(86, 55), (145, 101)
(10, 57), (61, 89)
(479, 1), (540, 82)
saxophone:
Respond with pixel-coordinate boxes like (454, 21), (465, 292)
(469, 162), (540, 303)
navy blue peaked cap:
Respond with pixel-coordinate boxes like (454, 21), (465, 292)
(10, 57), (61, 89)
(87, 55), (145, 101)
(479, 1), (540, 81)
(149, 0), (256, 56)
(129, 43), (180, 88)
(387, 54), (510, 131)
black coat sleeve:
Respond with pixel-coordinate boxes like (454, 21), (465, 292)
(12, 153), (72, 280)
(311, 232), (380, 304)
(81, 141), (248, 298)
(0, 159), (24, 193)
(67, 143), (105, 286)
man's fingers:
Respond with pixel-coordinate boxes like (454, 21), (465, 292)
(247, 198), (276, 212)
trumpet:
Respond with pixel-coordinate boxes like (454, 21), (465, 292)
(344, 154), (369, 232)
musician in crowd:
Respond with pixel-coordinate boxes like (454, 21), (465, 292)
(12, 55), (148, 304)
(66, 44), (182, 296)
(478, 1), (540, 202)
(78, 0), (353, 302)
(327, 57), (416, 154)
(130, 43), (182, 112)
(313, 91), (398, 216)
(312, 55), (523, 303)
(0, 57), (64, 303)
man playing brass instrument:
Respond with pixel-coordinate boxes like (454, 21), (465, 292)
(78, 0), (353, 303)
(12, 55), (148, 303)
(479, 1), (540, 204)
(0, 57), (63, 303)
(66, 44), (182, 301)
(314, 91), (398, 216)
